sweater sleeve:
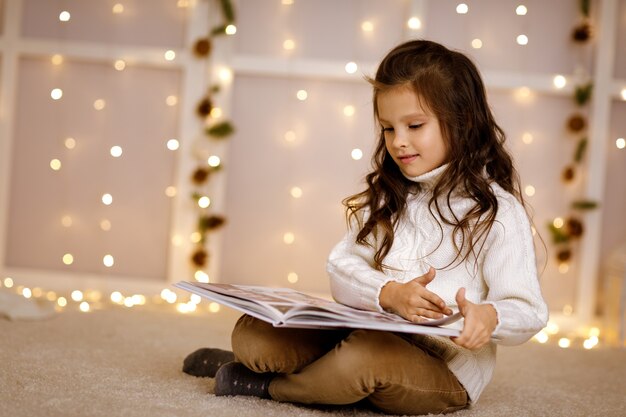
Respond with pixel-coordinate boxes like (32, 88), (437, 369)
(482, 195), (549, 346)
(326, 216), (394, 313)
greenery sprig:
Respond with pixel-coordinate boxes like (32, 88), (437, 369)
(189, 0), (236, 271)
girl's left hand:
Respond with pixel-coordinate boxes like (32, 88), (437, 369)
(452, 288), (498, 350)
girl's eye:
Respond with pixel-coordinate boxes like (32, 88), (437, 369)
(381, 127), (394, 133)
(409, 124), (424, 129)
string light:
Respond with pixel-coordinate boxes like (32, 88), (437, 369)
(456, 4), (469, 14)
(103, 254), (115, 267)
(284, 130), (296, 142)
(198, 196), (211, 208)
(471, 39), (483, 49)
(50, 159), (62, 171)
(296, 90), (308, 101)
(553, 75), (567, 89)
(283, 39), (295, 50)
(517, 34), (529, 45)
(166, 95), (178, 106)
(62, 253), (74, 265)
(51, 54), (63, 65)
(2, 277), (610, 348)
(164, 50), (176, 61)
(343, 105), (355, 117)
(114, 60), (126, 71)
(217, 67), (233, 84)
(524, 185), (535, 197)
(112, 3), (124, 14)
(558, 337), (571, 348)
(283, 232), (295, 244)
(61, 216), (72, 227)
(165, 186), (177, 197)
(361, 21), (374, 32)
(100, 219), (112, 231)
(407, 17), (422, 30)
(102, 193), (113, 205)
(93, 99), (106, 110)
(51, 88), (63, 100)
(345, 62), (358, 74)
(351, 148), (363, 160)
(516, 5), (528, 15)
(194, 270), (209, 283)
(290, 186), (303, 198)
(616, 138), (625, 149)
(64, 137), (76, 149)
(111, 291), (123, 303)
(190, 232), (202, 243)
(210, 107), (223, 118)
(110, 146), (123, 157)
(171, 234), (183, 246)
(534, 331), (549, 343)
(514, 86), (533, 102)
(166, 138), (180, 150)
(522, 132), (533, 144)
(59, 11), (71, 22)
(207, 155), (221, 167)
(225, 24), (237, 35)
(553, 217), (564, 228)
(282, 0), (294, 5)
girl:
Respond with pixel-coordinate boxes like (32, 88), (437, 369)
(183, 39), (548, 415)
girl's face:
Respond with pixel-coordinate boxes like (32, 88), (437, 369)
(377, 86), (448, 178)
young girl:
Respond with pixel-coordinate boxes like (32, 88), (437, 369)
(183, 39), (548, 415)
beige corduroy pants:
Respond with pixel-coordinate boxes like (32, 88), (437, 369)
(231, 314), (468, 415)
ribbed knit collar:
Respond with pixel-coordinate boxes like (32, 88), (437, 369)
(402, 163), (448, 189)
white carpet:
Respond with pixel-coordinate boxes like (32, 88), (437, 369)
(1, 299), (625, 417)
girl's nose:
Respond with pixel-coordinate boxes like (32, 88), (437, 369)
(392, 131), (408, 148)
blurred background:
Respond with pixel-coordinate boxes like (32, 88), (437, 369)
(1, 0), (625, 338)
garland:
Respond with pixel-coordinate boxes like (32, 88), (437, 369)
(547, 0), (599, 265)
(188, 0), (236, 274)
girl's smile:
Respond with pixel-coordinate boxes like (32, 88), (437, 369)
(377, 86), (448, 178)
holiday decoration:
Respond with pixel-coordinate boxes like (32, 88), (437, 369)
(188, 0), (236, 276)
(547, 0), (599, 267)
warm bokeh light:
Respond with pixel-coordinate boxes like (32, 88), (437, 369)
(296, 90), (308, 101)
(345, 62), (358, 74)
(517, 34), (529, 45)
(407, 17), (422, 30)
(283, 232), (295, 244)
(553, 75), (567, 89)
(471, 39), (483, 49)
(164, 50), (176, 61)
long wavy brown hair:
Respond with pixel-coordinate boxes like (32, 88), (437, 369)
(345, 40), (526, 271)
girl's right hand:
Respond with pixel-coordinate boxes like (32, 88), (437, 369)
(379, 267), (453, 322)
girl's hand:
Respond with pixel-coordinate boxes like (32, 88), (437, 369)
(379, 267), (453, 323)
(453, 288), (498, 350)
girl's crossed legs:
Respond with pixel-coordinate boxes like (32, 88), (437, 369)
(231, 314), (468, 415)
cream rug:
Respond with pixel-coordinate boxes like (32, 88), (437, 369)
(1, 298), (625, 417)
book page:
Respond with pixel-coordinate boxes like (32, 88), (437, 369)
(174, 281), (462, 337)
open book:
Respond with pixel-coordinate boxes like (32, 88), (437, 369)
(174, 281), (462, 338)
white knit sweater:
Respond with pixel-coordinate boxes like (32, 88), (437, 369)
(327, 164), (549, 403)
